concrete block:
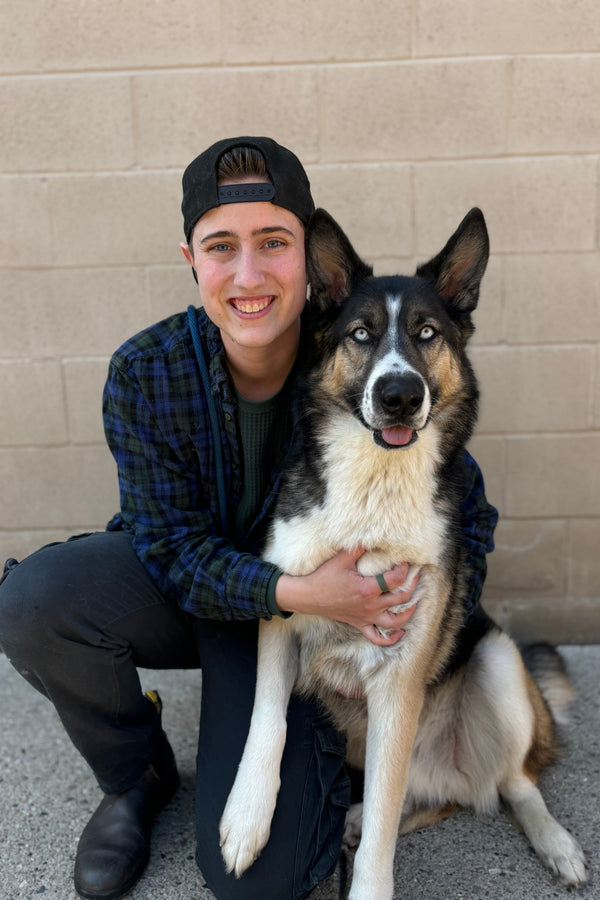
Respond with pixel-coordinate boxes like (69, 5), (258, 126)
(1, 268), (149, 359)
(484, 594), (600, 644)
(415, 0), (600, 55)
(471, 346), (594, 434)
(372, 257), (416, 277)
(1, 0), (222, 73)
(414, 158), (597, 255)
(0, 446), (119, 529)
(132, 69), (320, 169)
(320, 59), (508, 162)
(0, 270), (43, 358)
(0, 360), (67, 446)
(0, 2), (41, 73)
(2, 75), (134, 172)
(506, 435), (600, 517)
(505, 254), (600, 345)
(147, 266), (199, 324)
(0, 176), (53, 266)
(223, 0), (412, 63)
(307, 164), (412, 260)
(0, 269), (150, 358)
(47, 172), (182, 266)
(509, 56), (600, 154)
(568, 519), (600, 602)
(595, 348), (600, 428)
(486, 519), (568, 597)
(63, 359), (109, 444)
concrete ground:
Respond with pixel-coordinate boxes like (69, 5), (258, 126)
(1, 645), (598, 900)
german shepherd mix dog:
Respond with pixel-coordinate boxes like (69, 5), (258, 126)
(219, 209), (588, 898)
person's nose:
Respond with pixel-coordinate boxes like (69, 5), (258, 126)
(232, 247), (265, 291)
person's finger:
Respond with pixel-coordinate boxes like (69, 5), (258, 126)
(380, 603), (416, 628)
(372, 562), (410, 595)
(361, 625), (405, 646)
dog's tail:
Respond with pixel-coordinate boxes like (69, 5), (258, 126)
(521, 642), (575, 727)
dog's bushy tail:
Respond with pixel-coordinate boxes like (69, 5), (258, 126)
(521, 642), (575, 727)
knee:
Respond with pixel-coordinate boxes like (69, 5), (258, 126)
(0, 550), (70, 662)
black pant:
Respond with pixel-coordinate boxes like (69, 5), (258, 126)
(0, 532), (349, 899)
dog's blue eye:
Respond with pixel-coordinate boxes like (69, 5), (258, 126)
(419, 325), (436, 342)
(352, 328), (370, 343)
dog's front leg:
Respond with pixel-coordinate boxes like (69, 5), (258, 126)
(349, 668), (425, 900)
(219, 617), (298, 878)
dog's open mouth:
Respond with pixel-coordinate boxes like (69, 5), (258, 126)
(373, 426), (418, 450)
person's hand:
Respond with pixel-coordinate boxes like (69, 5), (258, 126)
(275, 547), (419, 646)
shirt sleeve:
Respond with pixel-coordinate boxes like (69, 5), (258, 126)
(103, 357), (282, 621)
(460, 449), (499, 617)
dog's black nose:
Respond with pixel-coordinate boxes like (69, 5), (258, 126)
(377, 374), (424, 417)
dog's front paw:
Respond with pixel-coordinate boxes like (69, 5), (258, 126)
(219, 780), (278, 878)
(538, 825), (588, 887)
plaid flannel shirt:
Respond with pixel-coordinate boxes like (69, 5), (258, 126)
(104, 307), (498, 622)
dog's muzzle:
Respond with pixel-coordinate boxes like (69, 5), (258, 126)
(368, 373), (429, 449)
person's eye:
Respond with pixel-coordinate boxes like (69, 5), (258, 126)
(210, 243), (233, 253)
(264, 238), (286, 250)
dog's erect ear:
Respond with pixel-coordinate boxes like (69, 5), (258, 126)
(416, 208), (489, 313)
(306, 209), (373, 309)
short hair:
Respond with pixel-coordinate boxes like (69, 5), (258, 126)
(216, 145), (269, 183)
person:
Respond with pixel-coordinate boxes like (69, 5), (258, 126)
(0, 136), (498, 900)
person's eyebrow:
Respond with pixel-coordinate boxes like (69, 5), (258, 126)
(198, 226), (297, 246)
(253, 226), (297, 238)
(198, 230), (235, 246)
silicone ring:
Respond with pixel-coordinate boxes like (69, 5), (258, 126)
(376, 573), (390, 593)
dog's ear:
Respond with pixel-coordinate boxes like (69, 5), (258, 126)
(416, 208), (489, 313)
(306, 209), (373, 309)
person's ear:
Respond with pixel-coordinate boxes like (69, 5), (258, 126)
(180, 242), (194, 267)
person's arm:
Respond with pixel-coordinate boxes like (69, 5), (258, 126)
(103, 355), (280, 621)
(460, 450), (499, 617)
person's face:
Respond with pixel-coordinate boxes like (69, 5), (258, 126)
(181, 197), (307, 358)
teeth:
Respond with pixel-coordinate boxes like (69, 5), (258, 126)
(234, 298), (271, 314)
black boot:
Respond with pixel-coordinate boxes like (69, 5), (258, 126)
(74, 711), (179, 899)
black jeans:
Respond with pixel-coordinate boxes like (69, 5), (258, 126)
(0, 531), (349, 900)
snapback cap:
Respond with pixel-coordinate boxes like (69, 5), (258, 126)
(181, 136), (315, 242)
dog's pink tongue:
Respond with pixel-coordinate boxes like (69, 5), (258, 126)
(380, 426), (414, 446)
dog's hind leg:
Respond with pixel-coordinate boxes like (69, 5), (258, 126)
(344, 800), (457, 848)
(398, 801), (458, 835)
(220, 618), (298, 878)
(500, 771), (587, 887)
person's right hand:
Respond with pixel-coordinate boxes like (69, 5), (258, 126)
(274, 547), (419, 646)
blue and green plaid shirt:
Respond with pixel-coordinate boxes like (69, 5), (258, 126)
(104, 307), (498, 622)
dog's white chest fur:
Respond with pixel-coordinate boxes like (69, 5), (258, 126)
(265, 412), (446, 578)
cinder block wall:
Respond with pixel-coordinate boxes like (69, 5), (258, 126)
(2, 1), (599, 641)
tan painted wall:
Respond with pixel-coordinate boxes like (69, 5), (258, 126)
(2, 0), (599, 641)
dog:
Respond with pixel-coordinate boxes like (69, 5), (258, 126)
(219, 208), (588, 899)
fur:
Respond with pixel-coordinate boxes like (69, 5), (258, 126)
(219, 209), (588, 898)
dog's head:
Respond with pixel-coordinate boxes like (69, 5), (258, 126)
(305, 208), (489, 450)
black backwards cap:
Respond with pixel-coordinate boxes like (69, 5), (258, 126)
(181, 136), (315, 242)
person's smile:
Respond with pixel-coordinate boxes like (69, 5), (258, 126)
(229, 294), (276, 316)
